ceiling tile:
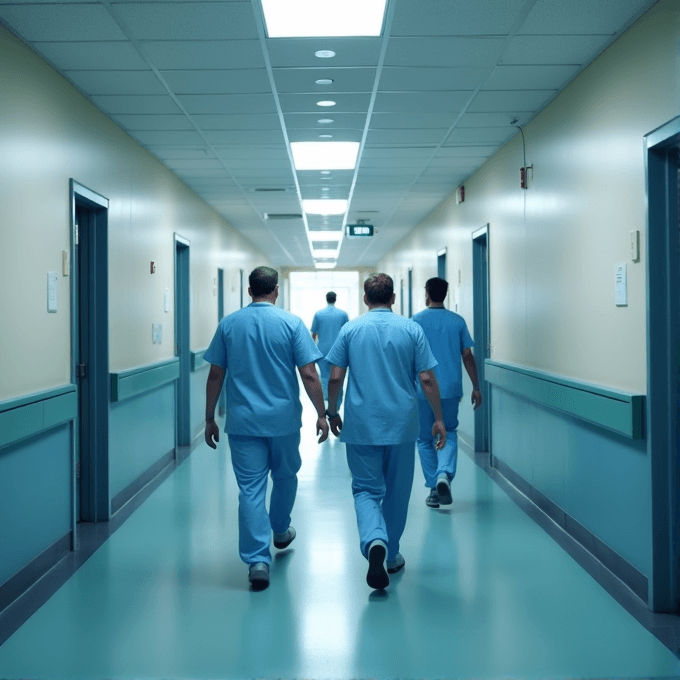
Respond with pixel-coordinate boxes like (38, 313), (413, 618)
(112, 114), (194, 130)
(519, 0), (654, 35)
(111, 2), (258, 40)
(213, 146), (290, 160)
(500, 35), (614, 65)
(362, 147), (435, 159)
(129, 129), (206, 145)
(436, 146), (497, 157)
(378, 66), (488, 92)
(483, 64), (582, 90)
(30, 41), (148, 70)
(391, 0), (527, 36)
(457, 112), (533, 127)
(278, 93), (372, 113)
(90, 95), (180, 114)
(192, 114), (281, 130)
(149, 147), (213, 159)
(266, 38), (382, 68)
(366, 129), (448, 145)
(467, 90), (556, 112)
(143, 41), (265, 70)
(385, 37), (504, 68)
(161, 69), (271, 95)
(374, 91), (471, 113)
(165, 159), (224, 170)
(0, 4), (126, 41)
(272, 67), (376, 93)
(203, 130), (286, 145)
(178, 94), (277, 114)
(64, 70), (166, 96)
(370, 112), (457, 129)
(287, 128), (363, 142)
(445, 127), (515, 144)
(284, 112), (367, 129)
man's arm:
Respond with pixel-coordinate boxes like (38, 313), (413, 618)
(311, 332), (319, 342)
(462, 347), (483, 410)
(205, 364), (225, 449)
(327, 366), (346, 436)
(297, 362), (329, 443)
(418, 369), (447, 449)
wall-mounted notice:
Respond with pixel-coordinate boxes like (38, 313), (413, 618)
(47, 271), (58, 312)
(615, 263), (627, 306)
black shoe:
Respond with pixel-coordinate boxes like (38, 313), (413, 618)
(273, 526), (296, 549)
(436, 476), (452, 505)
(366, 540), (389, 590)
(426, 489), (440, 508)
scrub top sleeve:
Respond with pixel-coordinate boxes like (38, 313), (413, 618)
(460, 320), (475, 352)
(293, 318), (323, 367)
(414, 325), (438, 374)
(324, 327), (349, 368)
(204, 324), (228, 370)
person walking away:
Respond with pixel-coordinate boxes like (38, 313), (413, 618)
(325, 273), (447, 590)
(412, 277), (482, 508)
(311, 291), (349, 408)
(204, 266), (329, 590)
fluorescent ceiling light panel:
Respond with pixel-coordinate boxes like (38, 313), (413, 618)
(291, 142), (359, 170)
(303, 199), (347, 215)
(309, 231), (343, 241)
(315, 263), (337, 269)
(262, 0), (387, 38)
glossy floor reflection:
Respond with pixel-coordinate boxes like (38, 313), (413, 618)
(0, 403), (679, 679)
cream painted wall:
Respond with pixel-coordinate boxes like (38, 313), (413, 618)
(379, 0), (679, 394)
(0, 25), (269, 401)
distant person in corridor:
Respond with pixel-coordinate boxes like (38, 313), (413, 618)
(412, 277), (482, 509)
(325, 273), (447, 590)
(311, 291), (349, 409)
(204, 266), (329, 590)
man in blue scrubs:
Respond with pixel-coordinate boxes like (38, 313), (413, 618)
(311, 291), (349, 408)
(412, 277), (482, 508)
(204, 266), (329, 590)
(325, 273), (447, 589)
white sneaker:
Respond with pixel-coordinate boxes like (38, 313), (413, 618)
(366, 539), (389, 590)
(248, 562), (270, 590)
(436, 475), (452, 505)
(273, 526), (296, 549)
(387, 553), (405, 574)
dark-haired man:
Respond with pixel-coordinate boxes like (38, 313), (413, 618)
(412, 277), (482, 509)
(311, 291), (349, 408)
(325, 273), (447, 589)
(204, 266), (328, 590)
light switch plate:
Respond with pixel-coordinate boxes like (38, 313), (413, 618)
(47, 271), (58, 312)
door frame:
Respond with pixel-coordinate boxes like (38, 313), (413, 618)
(644, 116), (680, 612)
(174, 234), (191, 447)
(69, 179), (110, 535)
(472, 224), (491, 455)
(407, 266), (413, 318)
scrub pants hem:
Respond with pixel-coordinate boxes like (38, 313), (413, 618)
(417, 398), (460, 490)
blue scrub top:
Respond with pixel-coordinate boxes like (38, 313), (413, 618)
(411, 307), (474, 399)
(325, 308), (437, 445)
(204, 302), (323, 437)
(311, 305), (349, 355)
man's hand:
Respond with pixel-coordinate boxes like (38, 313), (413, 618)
(432, 420), (447, 449)
(329, 414), (343, 437)
(205, 419), (220, 449)
(316, 416), (329, 443)
(471, 389), (483, 410)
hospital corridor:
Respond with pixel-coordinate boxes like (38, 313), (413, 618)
(1, 0), (680, 677)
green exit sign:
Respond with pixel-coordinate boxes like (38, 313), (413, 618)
(346, 224), (374, 237)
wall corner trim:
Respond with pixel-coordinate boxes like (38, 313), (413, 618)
(484, 360), (645, 439)
(190, 348), (210, 372)
(110, 358), (180, 403)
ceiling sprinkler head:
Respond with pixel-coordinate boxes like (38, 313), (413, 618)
(510, 118), (519, 125)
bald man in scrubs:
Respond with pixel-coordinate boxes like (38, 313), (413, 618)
(204, 266), (328, 590)
(325, 273), (447, 590)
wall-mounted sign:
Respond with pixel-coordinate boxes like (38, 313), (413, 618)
(346, 224), (374, 237)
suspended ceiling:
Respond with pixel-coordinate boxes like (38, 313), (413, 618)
(0, 0), (657, 267)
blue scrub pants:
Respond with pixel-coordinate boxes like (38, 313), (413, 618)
(345, 442), (415, 561)
(317, 358), (343, 408)
(416, 398), (460, 489)
(228, 432), (301, 565)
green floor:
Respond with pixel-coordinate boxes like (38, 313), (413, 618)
(0, 405), (678, 680)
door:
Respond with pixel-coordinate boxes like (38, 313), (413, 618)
(240, 268), (245, 308)
(175, 236), (191, 447)
(408, 267), (413, 318)
(437, 249), (447, 280)
(472, 225), (491, 454)
(217, 268), (226, 417)
(400, 278), (405, 316)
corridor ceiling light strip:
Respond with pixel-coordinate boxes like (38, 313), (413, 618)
(303, 199), (348, 215)
(291, 142), (360, 170)
(309, 231), (343, 241)
(261, 0), (387, 38)
(315, 263), (337, 269)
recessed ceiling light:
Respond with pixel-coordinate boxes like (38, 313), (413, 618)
(303, 199), (347, 215)
(316, 78), (334, 85)
(291, 141), (359, 170)
(322, 187), (330, 191)
(318, 119), (334, 124)
(262, 0), (387, 38)
(315, 50), (336, 58)
(320, 170), (331, 175)
(317, 100), (336, 107)
(315, 263), (337, 269)
(319, 134), (333, 138)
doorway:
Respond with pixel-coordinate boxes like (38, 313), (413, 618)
(70, 180), (109, 527)
(288, 270), (360, 328)
(408, 267), (413, 318)
(240, 268), (245, 309)
(645, 117), (680, 612)
(437, 248), (447, 280)
(217, 268), (226, 417)
(175, 235), (191, 447)
(472, 225), (491, 455)
(400, 278), (405, 316)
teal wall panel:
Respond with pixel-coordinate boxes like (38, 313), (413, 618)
(110, 359), (179, 403)
(190, 349), (208, 372)
(109, 382), (175, 499)
(190, 364), (209, 442)
(491, 386), (650, 577)
(0, 424), (72, 585)
(457, 394), (474, 448)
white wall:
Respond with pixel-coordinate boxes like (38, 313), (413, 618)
(378, 0), (679, 394)
(0, 25), (269, 401)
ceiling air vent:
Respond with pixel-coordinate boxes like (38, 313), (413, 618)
(264, 213), (303, 220)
